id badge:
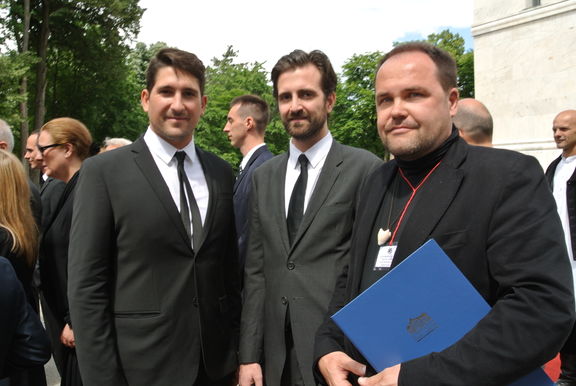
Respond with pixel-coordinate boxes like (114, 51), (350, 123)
(374, 243), (397, 271)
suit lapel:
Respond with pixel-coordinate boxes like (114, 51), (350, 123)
(272, 154), (291, 255)
(195, 147), (216, 252)
(132, 138), (193, 251)
(289, 141), (343, 252)
(391, 140), (467, 267)
(350, 163), (396, 293)
(234, 146), (267, 193)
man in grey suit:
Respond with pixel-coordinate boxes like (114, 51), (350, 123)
(238, 50), (382, 386)
(68, 48), (241, 386)
(223, 94), (274, 282)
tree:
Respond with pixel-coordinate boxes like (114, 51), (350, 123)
(1, 0), (144, 150)
(196, 46), (286, 168)
(331, 51), (387, 159)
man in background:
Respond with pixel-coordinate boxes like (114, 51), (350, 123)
(546, 109), (576, 386)
(453, 98), (493, 147)
(100, 137), (132, 152)
(223, 94), (273, 280)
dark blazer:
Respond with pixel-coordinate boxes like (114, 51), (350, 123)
(545, 156), (576, 353)
(39, 177), (66, 231)
(39, 173), (79, 375)
(239, 140), (381, 386)
(68, 137), (241, 386)
(0, 257), (50, 380)
(233, 144), (273, 275)
(546, 156), (576, 254)
(315, 138), (575, 385)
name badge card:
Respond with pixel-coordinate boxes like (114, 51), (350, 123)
(374, 244), (397, 270)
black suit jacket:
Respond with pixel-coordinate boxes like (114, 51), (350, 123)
(0, 257), (50, 379)
(233, 144), (273, 275)
(315, 138), (575, 385)
(546, 156), (576, 353)
(68, 137), (241, 386)
(39, 177), (65, 231)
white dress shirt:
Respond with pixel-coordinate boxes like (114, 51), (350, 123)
(144, 128), (209, 247)
(284, 132), (333, 217)
(240, 143), (266, 171)
(553, 154), (576, 292)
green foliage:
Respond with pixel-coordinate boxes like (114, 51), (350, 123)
(196, 46), (286, 168)
(331, 51), (387, 159)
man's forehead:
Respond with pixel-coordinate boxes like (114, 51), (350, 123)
(376, 52), (439, 85)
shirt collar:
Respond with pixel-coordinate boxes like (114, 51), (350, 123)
(561, 154), (576, 164)
(241, 143), (266, 170)
(143, 127), (197, 165)
(288, 131), (333, 170)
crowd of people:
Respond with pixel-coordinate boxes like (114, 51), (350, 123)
(0, 43), (575, 386)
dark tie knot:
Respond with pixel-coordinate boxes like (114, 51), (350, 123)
(298, 154), (309, 168)
(175, 151), (186, 166)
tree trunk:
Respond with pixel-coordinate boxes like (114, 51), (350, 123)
(19, 0), (31, 164)
(33, 0), (50, 131)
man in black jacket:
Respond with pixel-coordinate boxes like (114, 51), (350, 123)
(315, 42), (575, 386)
(546, 109), (576, 386)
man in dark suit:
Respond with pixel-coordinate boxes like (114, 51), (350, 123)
(238, 50), (381, 386)
(223, 94), (274, 279)
(315, 42), (575, 385)
(546, 109), (576, 386)
(68, 48), (241, 386)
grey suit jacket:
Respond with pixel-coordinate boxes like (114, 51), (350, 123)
(68, 137), (241, 386)
(239, 139), (381, 386)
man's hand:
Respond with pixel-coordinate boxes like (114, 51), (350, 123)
(238, 363), (263, 386)
(357, 364), (401, 386)
(318, 351), (366, 386)
(60, 323), (75, 348)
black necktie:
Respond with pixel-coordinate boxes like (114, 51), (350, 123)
(175, 151), (203, 251)
(287, 154), (309, 245)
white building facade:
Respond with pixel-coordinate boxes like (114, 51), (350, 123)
(472, 0), (576, 167)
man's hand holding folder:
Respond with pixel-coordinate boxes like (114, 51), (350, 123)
(318, 352), (400, 386)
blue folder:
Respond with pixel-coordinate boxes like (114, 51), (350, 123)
(331, 239), (552, 385)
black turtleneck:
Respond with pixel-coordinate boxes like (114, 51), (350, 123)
(360, 127), (459, 290)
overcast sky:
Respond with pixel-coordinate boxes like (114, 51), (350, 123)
(136, 0), (474, 73)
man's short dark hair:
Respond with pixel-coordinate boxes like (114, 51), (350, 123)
(230, 95), (270, 134)
(146, 48), (206, 95)
(377, 42), (457, 92)
(271, 50), (337, 99)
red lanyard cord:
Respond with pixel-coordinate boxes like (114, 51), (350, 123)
(389, 161), (442, 245)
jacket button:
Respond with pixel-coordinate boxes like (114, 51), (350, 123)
(192, 297), (198, 307)
(287, 262), (295, 270)
(281, 296), (288, 305)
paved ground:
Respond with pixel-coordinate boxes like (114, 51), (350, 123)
(45, 356), (60, 386)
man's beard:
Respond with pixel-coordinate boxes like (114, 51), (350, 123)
(284, 112), (326, 141)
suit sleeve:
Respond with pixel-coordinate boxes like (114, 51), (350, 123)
(400, 156), (575, 385)
(239, 171), (266, 364)
(68, 158), (128, 386)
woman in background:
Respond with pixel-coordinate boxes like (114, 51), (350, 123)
(0, 149), (46, 386)
(36, 117), (97, 386)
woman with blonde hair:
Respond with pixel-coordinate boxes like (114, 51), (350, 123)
(0, 149), (47, 386)
(35, 117), (97, 386)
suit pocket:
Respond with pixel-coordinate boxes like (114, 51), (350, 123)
(218, 295), (229, 314)
(114, 311), (161, 319)
(432, 230), (468, 252)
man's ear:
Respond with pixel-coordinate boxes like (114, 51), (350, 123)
(0, 141), (7, 150)
(245, 116), (255, 130)
(141, 89), (150, 112)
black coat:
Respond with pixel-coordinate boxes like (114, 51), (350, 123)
(315, 138), (575, 385)
(68, 137), (241, 386)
